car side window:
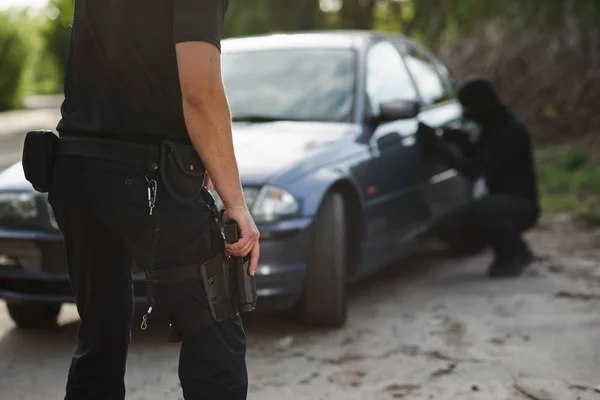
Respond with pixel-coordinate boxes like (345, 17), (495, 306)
(434, 60), (458, 97)
(403, 45), (453, 105)
(365, 41), (418, 117)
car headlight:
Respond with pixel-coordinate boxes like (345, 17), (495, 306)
(0, 192), (39, 220)
(251, 185), (299, 223)
(211, 187), (260, 212)
(211, 185), (299, 223)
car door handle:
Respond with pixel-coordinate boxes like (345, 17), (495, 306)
(376, 132), (402, 150)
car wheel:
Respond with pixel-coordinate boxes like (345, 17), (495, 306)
(301, 191), (347, 328)
(6, 302), (61, 329)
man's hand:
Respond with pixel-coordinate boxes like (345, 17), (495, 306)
(223, 206), (260, 276)
(417, 122), (438, 147)
(441, 127), (464, 143)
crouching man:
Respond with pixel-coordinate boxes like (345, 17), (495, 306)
(418, 78), (540, 278)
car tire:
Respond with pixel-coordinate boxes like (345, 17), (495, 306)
(6, 302), (61, 329)
(301, 191), (347, 328)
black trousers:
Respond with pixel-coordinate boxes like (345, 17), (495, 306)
(434, 194), (539, 261)
(48, 155), (248, 400)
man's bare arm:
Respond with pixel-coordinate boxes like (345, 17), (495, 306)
(176, 41), (244, 209)
(175, 41), (260, 272)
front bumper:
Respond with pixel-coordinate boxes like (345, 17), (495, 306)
(0, 217), (312, 312)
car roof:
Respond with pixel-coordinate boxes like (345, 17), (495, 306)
(221, 30), (410, 53)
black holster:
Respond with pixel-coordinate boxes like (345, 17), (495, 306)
(22, 130), (59, 193)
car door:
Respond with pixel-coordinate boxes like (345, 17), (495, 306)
(399, 41), (475, 221)
(360, 40), (431, 257)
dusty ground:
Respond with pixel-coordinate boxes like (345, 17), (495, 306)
(1, 214), (599, 400)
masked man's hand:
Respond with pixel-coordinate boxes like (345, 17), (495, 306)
(417, 122), (439, 147)
(441, 127), (464, 143)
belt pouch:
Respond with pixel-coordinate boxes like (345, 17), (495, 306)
(22, 130), (58, 193)
(200, 254), (239, 322)
(160, 140), (206, 203)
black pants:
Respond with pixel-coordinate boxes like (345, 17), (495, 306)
(48, 155), (248, 400)
(434, 194), (539, 262)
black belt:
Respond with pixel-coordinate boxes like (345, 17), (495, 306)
(147, 264), (202, 284)
(56, 136), (161, 170)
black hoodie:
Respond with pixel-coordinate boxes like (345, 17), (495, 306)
(433, 78), (539, 213)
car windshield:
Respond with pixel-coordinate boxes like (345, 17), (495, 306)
(222, 48), (356, 123)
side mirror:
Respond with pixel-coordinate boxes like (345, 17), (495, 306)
(379, 99), (421, 123)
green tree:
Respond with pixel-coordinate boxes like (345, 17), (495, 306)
(223, 0), (324, 37)
(340, 0), (376, 30)
(0, 11), (32, 110)
(42, 0), (74, 88)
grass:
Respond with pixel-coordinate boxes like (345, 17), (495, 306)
(536, 147), (600, 226)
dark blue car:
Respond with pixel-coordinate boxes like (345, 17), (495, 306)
(0, 31), (482, 329)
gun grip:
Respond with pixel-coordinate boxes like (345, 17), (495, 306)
(224, 220), (240, 244)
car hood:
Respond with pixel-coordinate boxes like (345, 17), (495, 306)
(0, 162), (32, 191)
(0, 121), (354, 191)
(231, 121), (353, 184)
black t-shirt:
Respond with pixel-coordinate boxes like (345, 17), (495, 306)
(56, 0), (229, 143)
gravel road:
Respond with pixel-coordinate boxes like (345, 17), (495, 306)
(1, 215), (599, 400)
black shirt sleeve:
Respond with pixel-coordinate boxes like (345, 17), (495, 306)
(434, 127), (525, 180)
(442, 128), (477, 158)
(173, 0), (229, 51)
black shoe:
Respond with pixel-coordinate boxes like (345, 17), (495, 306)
(487, 255), (532, 278)
(516, 244), (534, 264)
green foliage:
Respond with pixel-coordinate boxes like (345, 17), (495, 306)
(222, 0), (600, 47)
(15, 11), (63, 96)
(222, 0), (324, 38)
(553, 148), (590, 172)
(537, 148), (600, 225)
(0, 11), (34, 110)
(3, 0), (600, 104)
(41, 0), (74, 90)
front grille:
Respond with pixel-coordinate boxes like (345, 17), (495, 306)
(38, 241), (67, 274)
(0, 278), (73, 296)
(0, 239), (65, 275)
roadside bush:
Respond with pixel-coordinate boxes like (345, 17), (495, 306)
(537, 147), (600, 225)
(0, 12), (31, 110)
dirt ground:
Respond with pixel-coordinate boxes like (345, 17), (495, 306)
(1, 213), (599, 400)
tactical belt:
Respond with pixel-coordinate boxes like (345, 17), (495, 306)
(146, 264), (201, 284)
(56, 136), (161, 170)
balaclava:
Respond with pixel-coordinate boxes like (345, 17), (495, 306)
(457, 78), (505, 128)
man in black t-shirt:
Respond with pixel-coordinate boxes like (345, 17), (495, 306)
(418, 78), (539, 278)
(48, 1), (259, 398)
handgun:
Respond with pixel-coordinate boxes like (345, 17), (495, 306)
(223, 219), (258, 312)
